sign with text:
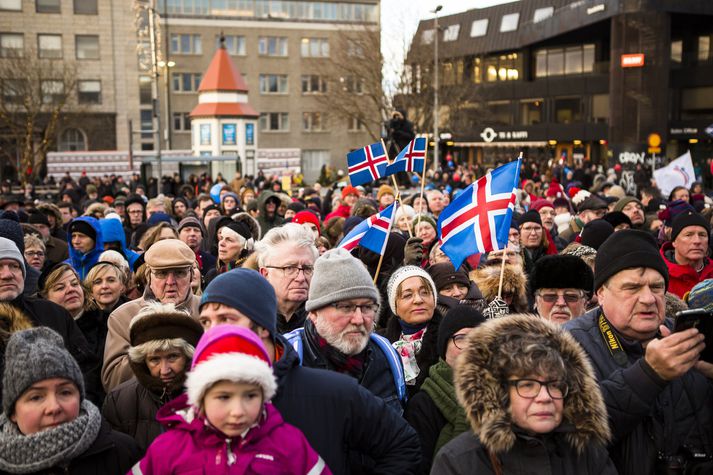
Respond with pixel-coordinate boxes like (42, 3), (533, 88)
(621, 54), (645, 68)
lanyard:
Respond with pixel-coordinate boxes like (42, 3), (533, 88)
(598, 313), (628, 367)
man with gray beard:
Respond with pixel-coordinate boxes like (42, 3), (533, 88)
(286, 248), (406, 414)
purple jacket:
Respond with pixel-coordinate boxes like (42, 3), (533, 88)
(132, 394), (330, 474)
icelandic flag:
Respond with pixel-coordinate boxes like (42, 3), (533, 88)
(347, 142), (388, 186)
(385, 137), (427, 175)
(339, 202), (398, 255)
(437, 160), (521, 269)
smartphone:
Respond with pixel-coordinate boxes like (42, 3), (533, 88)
(674, 309), (713, 363)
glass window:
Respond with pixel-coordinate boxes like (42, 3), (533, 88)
(218, 35), (245, 56)
(443, 24), (460, 42)
(139, 75), (152, 104)
(74, 0), (97, 14)
(698, 35), (711, 62)
(301, 38), (329, 57)
(259, 112), (289, 131)
(172, 72), (202, 92)
(564, 46), (582, 74)
(472, 57), (482, 83)
(592, 94), (609, 123)
(78, 80), (101, 103)
(38, 34), (62, 59)
(500, 13), (519, 32)
(520, 99), (543, 125)
(535, 50), (547, 78)
(301, 75), (327, 94)
(0, 0), (22, 11)
(170, 34), (201, 54)
(302, 112), (326, 132)
(547, 48), (564, 76)
(41, 80), (64, 104)
(348, 117), (365, 131)
(486, 101), (512, 126)
(583, 44), (595, 72)
(0, 33), (23, 58)
(58, 128), (86, 151)
(2, 79), (23, 104)
(259, 74), (288, 94)
(36, 0), (60, 13)
(258, 36), (287, 56)
(470, 19), (488, 37)
(483, 53), (520, 82)
(671, 40), (682, 63)
(554, 97), (582, 123)
(533, 6), (553, 23)
(75, 35), (99, 60)
(173, 112), (191, 131)
(421, 29), (434, 45)
(140, 109), (153, 139)
(343, 76), (364, 94)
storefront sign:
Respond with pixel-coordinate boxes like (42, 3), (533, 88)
(479, 127), (528, 142)
(670, 127), (698, 135)
(621, 54), (645, 68)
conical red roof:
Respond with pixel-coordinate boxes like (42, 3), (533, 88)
(197, 45), (248, 92)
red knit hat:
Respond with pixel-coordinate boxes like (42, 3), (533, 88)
(341, 186), (359, 199)
(530, 199), (554, 212)
(293, 210), (321, 234)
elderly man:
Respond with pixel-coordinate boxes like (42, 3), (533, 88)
(256, 223), (318, 333)
(285, 248), (405, 413)
(530, 254), (593, 324)
(564, 230), (713, 475)
(177, 216), (216, 278)
(102, 238), (200, 391)
(426, 189), (446, 218)
(660, 210), (713, 298)
(198, 268), (420, 475)
(614, 196), (646, 229)
(560, 191), (608, 242)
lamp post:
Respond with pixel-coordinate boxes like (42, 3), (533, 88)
(432, 5), (442, 172)
(157, 59), (176, 150)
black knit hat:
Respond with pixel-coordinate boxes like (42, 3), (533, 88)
(437, 306), (485, 360)
(428, 262), (470, 292)
(518, 210), (542, 227)
(68, 219), (96, 242)
(216, 217), (252, 241)
(124, 194), (146, 209)
(530, 255), (594, 294)
(27, 211), (50, 227)
(603, 211), (632, 229)
(594, 230), (669, 291)
(671, 210), (710, 242)
(581, 219), (614, 250)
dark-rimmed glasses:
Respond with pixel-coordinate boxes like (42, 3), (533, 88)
(264, 265), (314, 278)
(508, 379), (568, 399)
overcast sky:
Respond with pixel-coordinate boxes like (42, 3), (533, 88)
(380, 0), (517, 91)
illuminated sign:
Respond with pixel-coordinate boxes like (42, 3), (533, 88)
(621, 54), (645, 68)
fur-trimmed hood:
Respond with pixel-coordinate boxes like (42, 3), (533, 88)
(454, 314), (610, 454)
(0, 303), (33, 343)
(470, 264), (528, 313)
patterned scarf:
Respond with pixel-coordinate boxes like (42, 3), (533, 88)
(304, 319), (365, 380)
(0, 400), (102, 473)
(392, 327), (427, 385)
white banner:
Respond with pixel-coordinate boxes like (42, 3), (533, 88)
(653, 150), (696, 198)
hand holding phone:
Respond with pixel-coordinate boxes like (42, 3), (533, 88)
(674, 309), (713, 363)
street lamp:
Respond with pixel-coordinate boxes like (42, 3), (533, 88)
(432, 5), (442, 172)
(157, 59), (176, 150)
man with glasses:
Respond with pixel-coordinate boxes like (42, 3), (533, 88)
(564, 230), (713, 475)
(256, 223), (319, 333)
(530, 255), (594, 324)
(285, 248), (406, 414)
(123, 194), (145, 248)
(102, 238), (200, 391)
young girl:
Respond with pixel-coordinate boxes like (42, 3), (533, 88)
(134, 325), (329, 474)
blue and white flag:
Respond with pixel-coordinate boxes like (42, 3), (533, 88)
(339, 202), (398, 255)
(347, 142), (388, 186)
(385, 137), (427, 175)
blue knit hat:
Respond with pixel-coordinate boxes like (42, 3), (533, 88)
(200, 268), (277, 338)
(686, 279), (713, 312)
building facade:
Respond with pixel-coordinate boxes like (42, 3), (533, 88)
(404, 0), (713, 174)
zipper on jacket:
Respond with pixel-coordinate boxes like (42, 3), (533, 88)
(226, 438), (236, 466)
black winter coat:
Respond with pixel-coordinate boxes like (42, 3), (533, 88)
(277, 303), (308, 334)
(565, 309), (713, 475)
(271, 335), (421, 475)
(404, 391), (446, 474)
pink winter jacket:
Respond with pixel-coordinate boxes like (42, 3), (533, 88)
(131, 394), (330, 475)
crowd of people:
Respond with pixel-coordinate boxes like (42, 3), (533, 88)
(0, 158), (709, 474)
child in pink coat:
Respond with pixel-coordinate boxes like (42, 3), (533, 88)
(132, 325), (330, 474)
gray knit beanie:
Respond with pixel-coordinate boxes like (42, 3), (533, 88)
(386, 265), (438, 315)
(2, 327), (84, 415)
(305, 248), (380, 312)
(0, 236), (25, 277)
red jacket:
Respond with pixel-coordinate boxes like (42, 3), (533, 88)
(660, 242), (713, 298)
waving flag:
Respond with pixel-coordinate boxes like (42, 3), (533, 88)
(339, 202), (398, 255)
(347, 142), (388, 186)
(385, 137), (427, 175)
(437, 160), (521, 269)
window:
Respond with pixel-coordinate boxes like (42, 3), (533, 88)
(0, 0), (21, 11)
(442, 60), (464, 86)
(0, 33), (23, 58)
(75, 35), (99, 59)
(259, 74), (288, 94)
(74, 0), (97, 14)
(2, 79), (23, 104)
(41, 80), (64, 104)
(592, 94), (609, 123)
(173, 112), (191, 131)
(172, 73), (202, 92)
(348, 117), (365, 131)
(139, 75), (152, 104)
(470, 19), (488, 37)
(486, 101), (512, 126)
(36, 0), (60, 13)
(564, 46), (582, 74)
(533, 7), (554, 23)
(500, 13), (519, 32)
(681, 87), (713, 120)
(519, 99), (543, 125)
(218, 35), (245, 56)
(259, 112), (289, 131)
(38, 34), (62, 59)
(258, 36), (287, 56)
(554, 97), (582, 123)
(443, 24), (460, 42)
(536, 45), (594, 77)
(671, 40), (682, 63)
(421, 29), (435, 45)
(301, 75), (327, 94)
(78, 80), (101, 103)
(58, 128), (86, 151)
(301, 38), (329, 57)
(698, 35), (711, 62)
(140, 110), (153, 139)
(303, 112), (326, 132)
(483, 53), (520, 82)
(342, 76), (364, 94)
(472, 57), (482, 83)
(170, 34), (202, 55)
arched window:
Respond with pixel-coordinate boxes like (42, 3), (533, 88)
(58, 128), (87, 151)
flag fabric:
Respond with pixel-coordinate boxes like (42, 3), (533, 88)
(652, 150), (696, 198)
(339, 202), (398, 255)
(347, 142), (388, 186)
(385, 137), (427, 175)
(437, 160), (521, 269)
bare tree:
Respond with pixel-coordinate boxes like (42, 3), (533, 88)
(0, 49), (78, 184)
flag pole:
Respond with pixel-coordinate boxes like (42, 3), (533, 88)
(381, 139), (412, 238)
(497, 242), (508, 299)
(373, 252), (385, 284)
(416, 134), (429, 230)
(372, 200), (398, 284)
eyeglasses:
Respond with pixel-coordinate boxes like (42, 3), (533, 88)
(127, 210), (143, 214)
(521, 226), (542, 233)
(451, 334), (468, 350)
(265, 265), (314, 278)
(25, 251), (45, 258)
(330, 302), (379, 317)
(151, 268), (190, 280)
(508, 379), (569, 399)
(536, 291), (584, 303)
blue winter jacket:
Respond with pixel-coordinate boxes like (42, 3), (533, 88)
(66, 216), (104, 280)
(99, 218), (140, 269)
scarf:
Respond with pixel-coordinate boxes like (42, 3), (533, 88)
(398, 319), (428, 335)
(392, 327), (426, 385)
(0, 400), (102, 474)
(304, 319), (365, 380)
(421, 359), (470, 456)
